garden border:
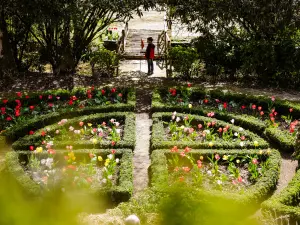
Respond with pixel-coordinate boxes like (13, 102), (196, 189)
(1, 87), (136, 141)
(151, 112), (268, 151)
(11, 112), (136, 151)
(261, 167), (300, 222)
(149, 149), (281, 205)
(5, 149), (133, 203)
(152, 89), (297, 152)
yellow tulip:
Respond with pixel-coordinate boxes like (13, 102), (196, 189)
(36, 147), (43, 153)
(208, 142), (214, 147)
(98, 156), (103, 162)
(88, 123), (92, 127)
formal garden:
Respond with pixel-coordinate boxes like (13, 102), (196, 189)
(1, 1), (300, 225)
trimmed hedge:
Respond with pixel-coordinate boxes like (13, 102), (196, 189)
(12, 112), (136, 151)
(153, 88), (300, 118)
(151, 112), (268, 151)
(149, 149), (281, 205)
(294, 127), (300, 159)
(264, 127), (296, 153)
(5, 149), (133, 203)
(152, 89), (298, 152)
(261, 167), (300, 222)
(1, 88), (136, 141)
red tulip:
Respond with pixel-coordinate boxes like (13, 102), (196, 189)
(29, 146), (34, 151)
(29, 105), (35, 110)
(111, 149), (116, 154)
(2, 99), (8, 104)
(29, 131), (34, 135)
(16, 92), (22, 98)
(290, 108), (293, 113)
(101, 89), (106, 95)
(6, 116), (12, 121)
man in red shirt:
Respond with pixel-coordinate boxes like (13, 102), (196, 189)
(145, 37), (155, 75)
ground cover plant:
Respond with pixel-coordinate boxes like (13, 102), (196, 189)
(151, 112), (268, 150)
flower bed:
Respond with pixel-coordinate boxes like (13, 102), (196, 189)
(150, 148), (280, 205)
(151, 112), (268, 151)
(261, 167), (300, 222)
(12, 112), (136, 151)
(152, 88), (299, 152)
(1, 87), (136, 141)
(5, 149), (133, 203)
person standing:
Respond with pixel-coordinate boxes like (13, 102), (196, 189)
(145, 37), (155, 75)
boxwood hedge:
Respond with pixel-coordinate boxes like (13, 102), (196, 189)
(1, 88), (136, 141)
(5, 149), (133, 203)
(152, 89), (297, 152)
(261, 166), (300, 222)
(12, 112), (136, 151)
(149, 149), (281, 206)
(151, 112), (269, 151)
(152, 88), (300, 119)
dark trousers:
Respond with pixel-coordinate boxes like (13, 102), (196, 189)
(147, 59), (154, 73)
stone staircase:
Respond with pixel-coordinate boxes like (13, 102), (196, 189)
(123, 29), (163, 60)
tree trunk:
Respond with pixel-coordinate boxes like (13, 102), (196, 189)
(0, 12), (17, 79)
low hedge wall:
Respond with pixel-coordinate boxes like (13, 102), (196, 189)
(12, 112), (136, 151)
(261, 167), (300, 222)
(152, 88), (300, 119)
(151, 112), (269, 151)
(5, 149), (133, 203)
(1, 88), (136, 141)
(149, 149), (281, 206)
(152, 89), (297, 153)
(264, 128), (296, 153)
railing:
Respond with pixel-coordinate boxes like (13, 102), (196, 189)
(117, 22), (129, 54)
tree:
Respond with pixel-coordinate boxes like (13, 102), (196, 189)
(166, 0), (300, 86)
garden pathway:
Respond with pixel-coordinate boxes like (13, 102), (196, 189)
(132, 88), (152, 194)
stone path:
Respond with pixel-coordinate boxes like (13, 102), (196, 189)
(275, 152), (298, 194)
(133, 113), (152, 193)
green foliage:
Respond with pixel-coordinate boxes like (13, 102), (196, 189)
(262, 167), (300, 222)
(151, 112), (268, 151)
(11, 112), (136, 150)
(5, 149), (133, 203)
(168, 46), (199, 78)
(152, 88), (300, 153)
(1, 88), (136, 140)
(168, 0), (300, 87)
(150, 149), (281, 206)
(89, 48), (119, 77)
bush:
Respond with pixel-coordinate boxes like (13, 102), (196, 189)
(168, 46), (199, 78)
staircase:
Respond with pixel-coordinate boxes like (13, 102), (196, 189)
(123, 29), (163, 60)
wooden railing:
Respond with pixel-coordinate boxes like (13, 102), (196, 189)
(117, 22), (129, 54)
(157, 30), (171, 57)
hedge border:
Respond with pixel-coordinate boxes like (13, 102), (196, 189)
(2, 88), (136, 141)
(149, 149), (281, 205)
(12, 112), (136, 151)
(152, 89), (297, 152)
(261, 167), (300, 222)
(151, 112), (268, 151)
(152, 88), (300, 118)
(5, 149), (133, 203)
